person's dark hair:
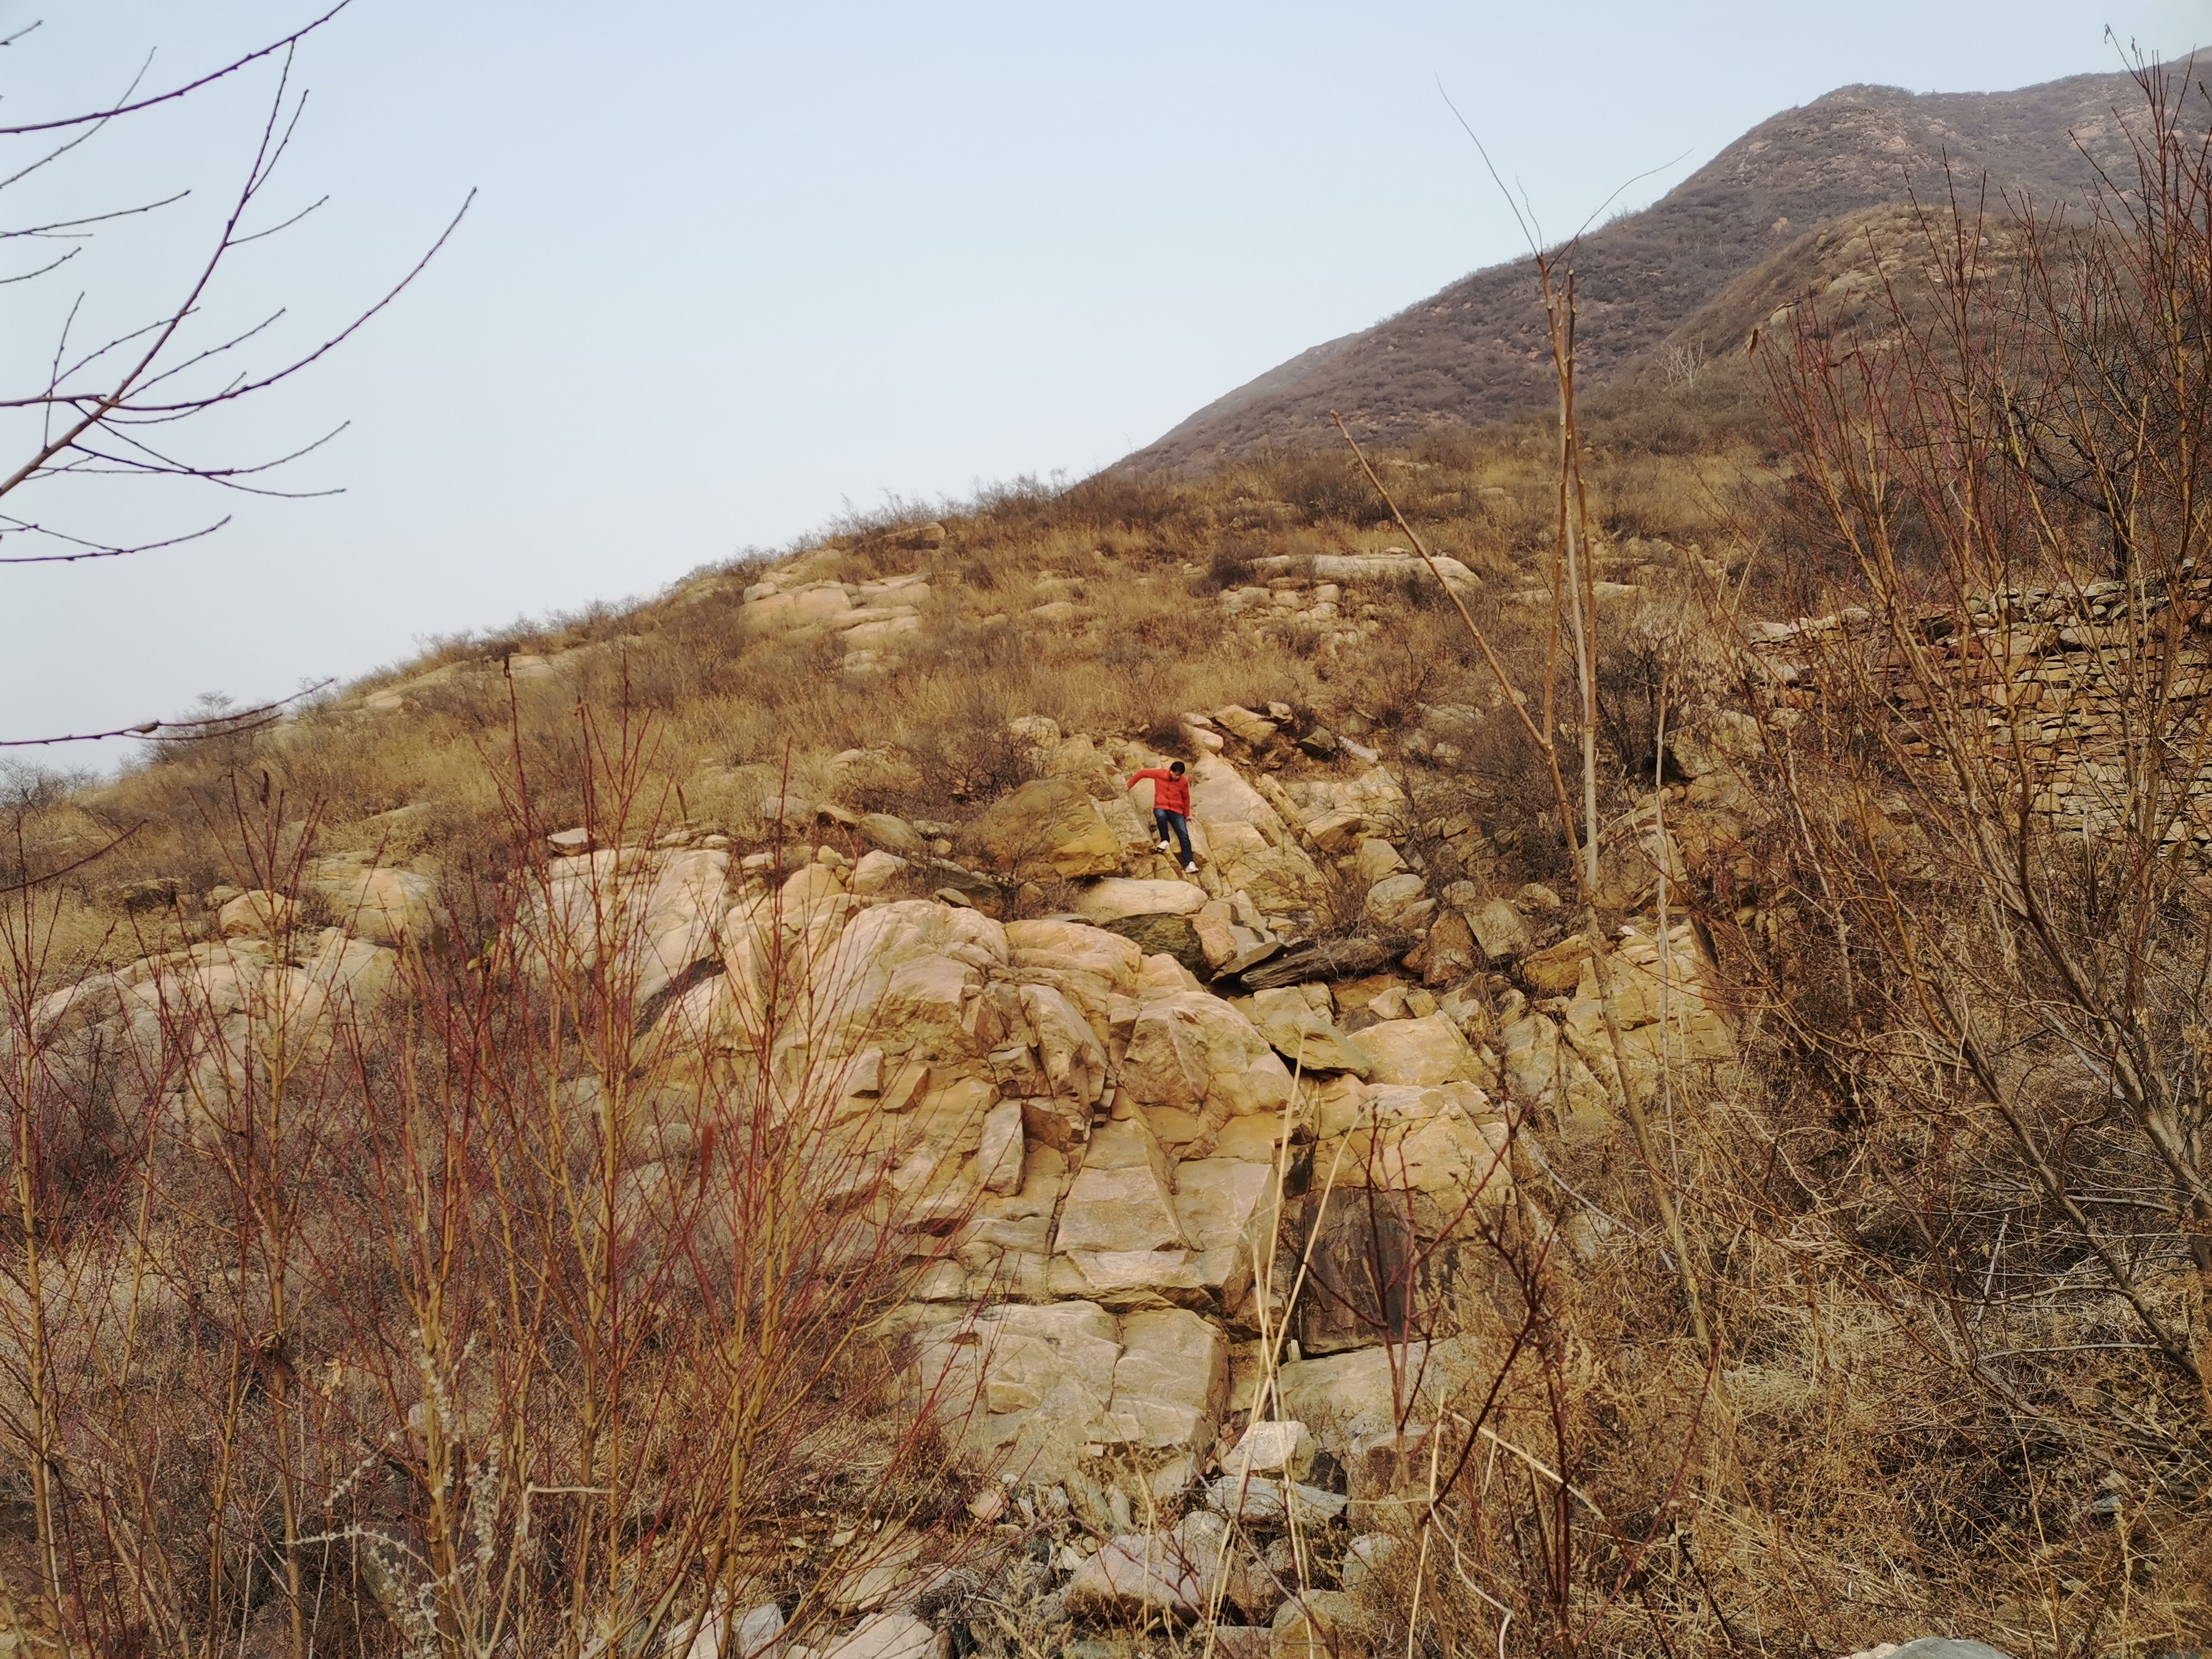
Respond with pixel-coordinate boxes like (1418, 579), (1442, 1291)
(1169, 760), (1186, 775)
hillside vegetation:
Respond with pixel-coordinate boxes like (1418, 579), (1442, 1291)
(2, 56), (2211, 1659)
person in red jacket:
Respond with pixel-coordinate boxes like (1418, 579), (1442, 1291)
(1126, 759), (1198, 873)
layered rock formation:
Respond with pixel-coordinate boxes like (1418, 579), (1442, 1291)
(16, 712), (1746, 1647)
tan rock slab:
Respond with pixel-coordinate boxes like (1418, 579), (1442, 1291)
(1357, 1013), (1479, 1086)
(1074, 878), (1208, 923)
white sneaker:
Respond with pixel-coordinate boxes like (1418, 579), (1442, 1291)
(1156, 841), (1171, 853)
(1183, 862), (1199, 874)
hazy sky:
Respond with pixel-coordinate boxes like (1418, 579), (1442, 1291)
(3, 1), (2204, 760)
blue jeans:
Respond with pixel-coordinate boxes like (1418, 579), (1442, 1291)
(1154, 809), (1194, 864)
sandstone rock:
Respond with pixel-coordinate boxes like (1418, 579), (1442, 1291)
(1500, 1013), (1613, 1142)
(1240, 936), (1410, 992)
(1188, 755), (1286, 838)
(306, 860), (440, 948)
(977, 1101), (1025, 1193)
(1362, 872), (1433, 931)
(1469, 898), (1533, 961)
(1357, 1014), (1479, 1086)
(745, 584), (853, 630)
(1519, 935), (1592, 995)
(1121, 992), (1291, 1136)
(967, 779), (1121, 880)
(1074, 878), (1207, 924)
(1056, 1122), (1186, 1254)
(1299, 812), (1358, 855)
(1353, 839), (1406, 885)
(1204, 1477), (1347, 1525)
(1045, 1244), (1248, 1312)
(818, 1611), (939, 1659)
(1193, 899), (1240, 969)
(1171, 1156), (1278, 1257)
(1327, 1085), (1510, 1201)
(879, 955), (982, 1061)
(914, 1302), (1122, 1485)
(1019, 1093), (1091, 1156)
(851, 849), (910, 895)
(1212, 705), (1280, 745)
(1098, 1307), (1229, 1453)
(1009, 983), (1106, 1109)
(858, 812), (925, 857)
(1406, 910), (1475, 986)
(843, 613), (922, 649)
(1005, 918), (1142, 986)
(1243, 995), (1371, 1077)
(1219, 1418), (1315, 1483)
(1281, 1188), (1411, 1354)
(1065, 1533), (1208, 1619)
(1204, 822), (1323, 910)
(1276, 1337), (1484, 1452)
(218, 890), (295, 939)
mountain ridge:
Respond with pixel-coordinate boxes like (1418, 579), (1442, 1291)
(1125, 64), (2164, 471)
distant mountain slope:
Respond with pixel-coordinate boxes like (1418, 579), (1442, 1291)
(1128, 67), (2153, 471)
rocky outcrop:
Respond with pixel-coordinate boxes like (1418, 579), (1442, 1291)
(17, 720), (1749, 1654)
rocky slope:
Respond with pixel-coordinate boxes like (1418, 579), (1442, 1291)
(27, 547), (1750, 1651)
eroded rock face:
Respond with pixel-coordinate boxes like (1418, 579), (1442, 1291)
(1121, 993), (1291, 1149)
(30, 731), (1741, 1636)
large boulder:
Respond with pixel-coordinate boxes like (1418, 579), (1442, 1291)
(306, 859), (441, 948)
(967, 778), (1122, 880)
(218, 890), (296, 940)
(1097, 1307), (1229, 1453)
(1204, 822), (1324, 910)
(913, 1302), (1123, 1485)
(1073, 878), (1207, 924)
(1323, 1084), (1511, 1200)
(1187, 755), (1286, 838)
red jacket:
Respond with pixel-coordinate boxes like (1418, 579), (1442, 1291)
(1128, 768), (1191, 816)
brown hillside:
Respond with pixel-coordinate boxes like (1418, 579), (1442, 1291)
(1128, 67), (2152, 471)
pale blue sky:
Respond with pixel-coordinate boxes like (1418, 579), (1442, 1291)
(3, 1), (2204, 756)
